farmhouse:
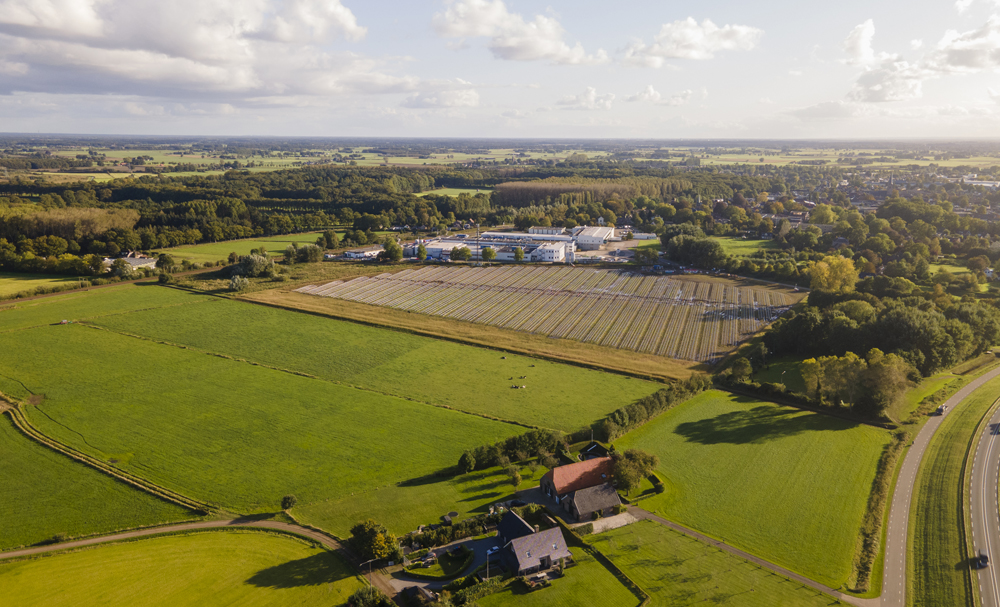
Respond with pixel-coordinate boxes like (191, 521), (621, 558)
(496, 512), (572, 576)
(540, 456), (621, 520)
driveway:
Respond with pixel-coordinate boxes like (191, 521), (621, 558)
(388, 536), (500, 593)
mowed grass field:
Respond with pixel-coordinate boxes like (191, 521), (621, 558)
(0, 531), (365, 606)
(0, 273), (83, 298)
(88, 295), (659, 430)
(0, 284), (212, 333)
(909, 375), (1000, 607)
(296, 464), (546, 538)
(617, 390), (890, 588)
(0, 415), (194, 550)
(416, 188), (492, 197)
(709, 237), (781, 256)
(151, 232), (331, 264)
(479, 548), (638, 607)
(590, 521), (836, 607)
(0, 324), (520, 512)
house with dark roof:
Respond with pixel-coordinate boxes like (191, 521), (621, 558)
(566, 483), (621, 521)
(496, 512), (572, 576)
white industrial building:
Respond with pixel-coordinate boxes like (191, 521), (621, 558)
(573, 226), (615, 250)
(529, 242), (570, 262)
(528, 226), (567, 236)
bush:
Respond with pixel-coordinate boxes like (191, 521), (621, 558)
(348, 586), (393, 607)
(229, 275), (250, 292)
(575, 523), (594, 536)
(296, 244), (323, 263)
(158, 273), (174, 284)
(281, 494), (298, 510)
(232, 254), (274, 278)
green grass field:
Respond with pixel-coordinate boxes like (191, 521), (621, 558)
(296, 464), (545, 538)
(890, 372), (959, 423)
(0, 531), (365, 606)
(479, 548), (638, 607)
(0, 323), (520, 513)
(749, 357), (806, 394)
(0, 415), (194, 550)
(0, 273), (83, 298)
(616, 390), (890, 588)
(710, 237), (780, 256)
(590, 520), (835, 606)
(0, 284), (212, 333)
(909, 375), (1000, 606)
(152, 232), (331, 264)
(88, 295), (659, 431)
(929, 262), (972, 276)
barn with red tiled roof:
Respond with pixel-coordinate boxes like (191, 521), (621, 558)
(540, 457), (613, 500)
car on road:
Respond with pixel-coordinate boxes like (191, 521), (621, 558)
(936, 405), (948, 415)
(976, 551), (990, 569)
(486, 546), (500, 556)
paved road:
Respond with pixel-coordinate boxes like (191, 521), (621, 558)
(0, 518), (398, 600)
(970, 397), (1000, 607)
(882, 366), (1000, 607)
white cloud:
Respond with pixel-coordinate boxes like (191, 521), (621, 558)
(988, 87), (1000, 103)
(788, 101), (867, 120)
(666, 89), (693, 106)
(623, 17), (763, 67)
(557, 87), (614, 110)
(843, 19), (897, 66)
(926, 15), (1000, 73)
(433, 0), (607, 65)
(956, 0), (975, 13)
(0, 0), (427, 108)
(402, 88), (480, 108)
(626, 85), (661, 102)
(911, 39), (924, 50)
(789, 70), (803, 76)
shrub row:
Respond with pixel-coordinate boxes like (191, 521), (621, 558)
(452, 575), (510, 605)
(718, 375), (895, 427)
(461, 429), (566, 472)
(851, 429), (909, 592)
(599, 376), (713, 441)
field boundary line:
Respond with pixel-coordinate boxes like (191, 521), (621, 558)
(76, 321), (545, 432)
(1, 397), (215, 515)
(961, 395), (1000, 607)
(240, 291), (702, 383)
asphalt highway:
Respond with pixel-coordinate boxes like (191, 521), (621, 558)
(882, 366), (1000, 607)
(970, 396), (1000, 607)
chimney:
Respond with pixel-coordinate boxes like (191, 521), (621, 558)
(534, 525), (540, 533)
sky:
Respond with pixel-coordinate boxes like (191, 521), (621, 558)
(3, 0), (1000, 139)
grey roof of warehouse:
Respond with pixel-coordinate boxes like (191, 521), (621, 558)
(570, 483), (621, 514)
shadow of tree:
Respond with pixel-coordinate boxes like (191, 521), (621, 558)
(674, 405), (854, 445)
(246, 552), (353, 589)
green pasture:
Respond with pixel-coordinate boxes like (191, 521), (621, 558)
(889, 372), (959, 423)
(0, 415), (193, 550)
(479, 548), (637, 607)
(0, 531), (364, 606)
(417, 188), (493, 197)
(749, 357), (806, 394)
(296, 463), (545, 538)
(710, 237), (780, 256)
(152, 232), (332, 264)
(89, 296), (659, 431)
(910, 374), (1000, 606)
(0, 273), (83, 298)
(0, 323), (519, 513)
(616, 390), (890, 588)
(590, 520), (835, 607)
(929, 262), (972, 276)
(0, 284), (212, 333)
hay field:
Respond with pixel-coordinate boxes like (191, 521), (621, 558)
(296, 267), (795, 363)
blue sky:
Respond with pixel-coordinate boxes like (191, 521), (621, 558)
(1, 0), (999, 138)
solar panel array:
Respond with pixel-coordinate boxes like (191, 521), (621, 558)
(296, 266), (792, 363)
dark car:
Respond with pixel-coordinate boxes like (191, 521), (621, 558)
(977, 551), (990, 569)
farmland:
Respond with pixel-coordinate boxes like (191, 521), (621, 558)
(616, 390), (890, 588)
(151, 231), (330, 264)
(0, 322), (521, 512)
(0, 415), (194, 551)
(88, 294), (659, 431)
(710, 236), (781, 257)
(0, 273), (83, 298)
(296, 463), (546, 538)
(296, 266), (798, 363)
(416, 187), (493, 197)
(0, 531), (365, 606)
(589, 521), (835, 607)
